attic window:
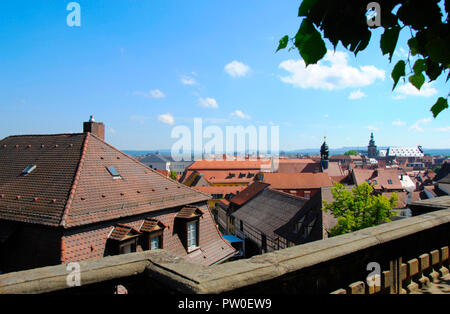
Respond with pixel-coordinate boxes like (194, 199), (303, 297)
(388, 179), (393, 184)
(21, 165), (36, 176)
(106, 166), (121, 179)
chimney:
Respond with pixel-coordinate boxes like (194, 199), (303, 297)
(83, 115), (105, 140)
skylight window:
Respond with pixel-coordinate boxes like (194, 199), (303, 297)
(21, 165), (36, 176)
(388, 179), (393, 184)
(106, 166), (121, 179)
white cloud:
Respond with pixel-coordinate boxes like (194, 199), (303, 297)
(396, 82), (437, 97)
(230, 110), (251, 119)
(198, 97), (219, 109)
(181, 75), (197, 85)
(392, 119), (406, 126)
(109, 128), (116, 134)
(409, 118), (432, 132)
(349, 89), (367, 100)
(150, 89), (165, 98)
(225, 61), (251, 77)
(366, 126), (379, 131)
(132, 89), (165, 99)
(279, 50), (385, 90)
(436, 126), (450, 132)
(324, 114), (329, 119)
(158, 113), (174, 125)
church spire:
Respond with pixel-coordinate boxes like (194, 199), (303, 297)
(320, 136), (329, 170)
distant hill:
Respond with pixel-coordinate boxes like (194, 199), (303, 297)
(123, 148), (450, 158)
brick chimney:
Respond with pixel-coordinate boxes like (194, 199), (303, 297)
(83, 115), (105, 140)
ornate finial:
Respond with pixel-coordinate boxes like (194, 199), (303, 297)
(89, 115), (95, 122)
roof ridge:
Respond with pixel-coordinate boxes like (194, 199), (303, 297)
(60, 133), (89, 228)
(2, 133), (84, 139)
(87, 133), (212, 200)
(267, 188), (309, 201)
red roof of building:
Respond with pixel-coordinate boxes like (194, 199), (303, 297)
(188, 159), (271, 170)
(192, 185), (246, 197)
(352, 168), (403, 190)
(0, 133), (210, 228)
(229, 181), (270, 206)
(261, 173), (333, 190)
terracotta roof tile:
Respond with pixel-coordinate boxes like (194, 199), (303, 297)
(261, 173), (333, 190)
(0, 133), (210, 227)
(230, 182), (270, 206)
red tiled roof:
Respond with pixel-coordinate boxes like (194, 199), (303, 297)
(140, 218), (165, 233)
(229, 181), (270, 206)
(155, 169), (169, 176)
(352, 168), (403, 190)
(175, 206), (203, 219)
(261, 173), (333, 190)
(183, 169), (259, 185)
(0, 133), (210, 228)
(109, 224), (141, 241)
(192, 185), (246, 197)
(188, 159), (271, 170)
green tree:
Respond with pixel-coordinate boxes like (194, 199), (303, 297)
(344, 150), (358, 156)
(277, 0), (449, 117)
(169, 170), (177, 181)
(323, 182), (398, 236)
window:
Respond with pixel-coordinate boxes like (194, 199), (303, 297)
(150, 236), (161, 250)
(106, 166), (121, 179)
(187, 221), (198, 248)
(240, 220), (244, 232)
(304, 191), (311, 199)
(388, 179), (393, 184)
(303, 218), (317, 239)
(294, 216), (305, 234)
(140, 218), (165, 251)
(21, 165), (36, 176)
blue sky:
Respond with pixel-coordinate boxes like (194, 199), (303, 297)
(1, 0), (449, 151)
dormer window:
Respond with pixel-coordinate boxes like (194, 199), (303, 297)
(106, 224), (141, 255)
(106, 166), (121, 179)
(21, 165), (36, 176)
(140, 218), (166, 251)
(388, 179), (393, 184)
(175, 206), (203, 252)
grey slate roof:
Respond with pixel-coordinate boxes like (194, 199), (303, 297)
(231, 188), (308, 238)
(139, 154), (174, 163)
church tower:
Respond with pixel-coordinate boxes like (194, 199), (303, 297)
(368, 132), (377, 158)
(320, 137), (329, 170)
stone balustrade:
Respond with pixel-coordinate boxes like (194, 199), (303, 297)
(0, 208), (449, 294)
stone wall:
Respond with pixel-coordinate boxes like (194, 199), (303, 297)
(1, 208), (448, 294)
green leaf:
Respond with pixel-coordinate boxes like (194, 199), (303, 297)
(294, 18), (327, 66)
(409, 73), (425, 90)
(391, 60), (406, 91)
(298, 0), (318, 17)
(276, 35), (290, 52)
(412, 59), (427, 75)
(380, 26), (401, 62)
(426, 37), (450, 67)
(407, 37), (419, 56)
(424, 57), (443, 81)
(430, 97), (449, 118)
